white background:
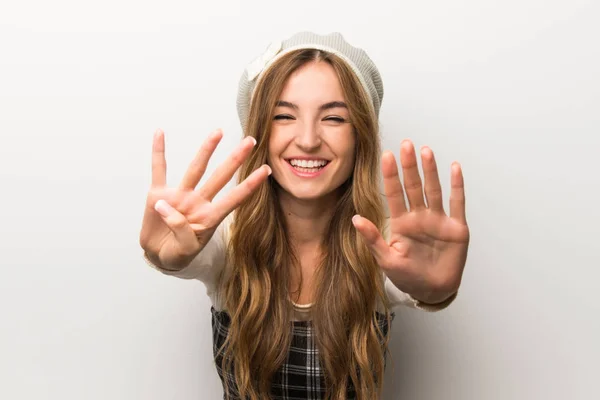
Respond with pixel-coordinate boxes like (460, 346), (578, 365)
(1, 0), (598, 399)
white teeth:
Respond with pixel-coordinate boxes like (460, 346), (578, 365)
(289, 159), (327, 167)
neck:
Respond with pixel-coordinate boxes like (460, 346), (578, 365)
(277, 188), (342, 248)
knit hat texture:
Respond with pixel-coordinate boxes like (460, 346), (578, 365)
(236, 31), (384, 130)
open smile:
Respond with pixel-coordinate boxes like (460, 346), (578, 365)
(285, 158), (331, 177)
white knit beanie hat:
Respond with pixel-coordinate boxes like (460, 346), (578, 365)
(236, 31), (384, 131)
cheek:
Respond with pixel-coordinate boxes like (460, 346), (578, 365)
(341, 132), (358, 176)
(266, 129), (292, 176)
(267, 130), (282, 163)
(341, 149), (357, 177)
(331, 129), (356, 162)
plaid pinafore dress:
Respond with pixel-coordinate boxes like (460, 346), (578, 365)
(211, 306), (394, 399)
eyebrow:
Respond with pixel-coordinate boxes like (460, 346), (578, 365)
(276, 100), (348, 111)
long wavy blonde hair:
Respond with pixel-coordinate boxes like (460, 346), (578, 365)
(219, 48), (392, 399)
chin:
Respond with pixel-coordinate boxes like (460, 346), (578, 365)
(285, 189), (330, 202)
(276, 180), (348, 203)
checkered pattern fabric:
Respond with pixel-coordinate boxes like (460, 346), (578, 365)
(211, 306), (394, 399)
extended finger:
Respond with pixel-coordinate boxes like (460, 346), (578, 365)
(179, 129), (223, 190)
(200, 136), (257, 200)
(449, 162), (467, 223)
(211, 164), (272, 221)
(400, 140), (426, 211)
(151, 129), (167, 187)
(351, 215), (391, 268)
(382, 151), (408, 218)
(421, 146), (445, 213)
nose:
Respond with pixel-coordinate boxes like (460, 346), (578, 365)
(294, 121), (322, 151)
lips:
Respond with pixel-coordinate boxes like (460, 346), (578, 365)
(284, 158), (330, 177)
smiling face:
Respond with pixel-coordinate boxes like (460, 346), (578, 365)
(267, 60), (356, 203)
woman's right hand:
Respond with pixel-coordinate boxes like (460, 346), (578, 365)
(139, 128), (271, 271)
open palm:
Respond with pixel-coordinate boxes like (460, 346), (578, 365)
(353, 140), (470, 304)
(139, 129), (270, 270)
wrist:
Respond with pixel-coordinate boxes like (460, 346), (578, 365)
(411, 289), (456, 305)
(142, 251), (185, 272)
(410, 290), (458, 312)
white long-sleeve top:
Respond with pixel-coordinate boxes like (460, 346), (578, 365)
(143, 214), (456, 318)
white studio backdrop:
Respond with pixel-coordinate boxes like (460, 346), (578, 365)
(1, 1), (598, 399)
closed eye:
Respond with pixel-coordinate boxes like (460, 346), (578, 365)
(273, 115), (347, 122)
(274, 114), (295, 120)
(324, 117), (346, 123)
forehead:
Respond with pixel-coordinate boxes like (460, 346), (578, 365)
(278, 61), (345, 104)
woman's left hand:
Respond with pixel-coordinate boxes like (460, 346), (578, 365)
(352, 139), (470, 305)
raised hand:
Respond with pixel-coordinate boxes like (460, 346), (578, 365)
(352, 140), (470, 304)
(139, 128), (271, 270)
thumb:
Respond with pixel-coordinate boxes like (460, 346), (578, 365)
(352, 215), (391, 267)
(154, 199), (198, 251)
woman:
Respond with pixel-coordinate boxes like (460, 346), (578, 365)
(139, 32), (470, 400)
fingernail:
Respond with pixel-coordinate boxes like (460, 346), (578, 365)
(155, 199), (172, 217)
(266, 165), (272, 175)
(352, 215), (361, 225)
(249, 136), (257, 146)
